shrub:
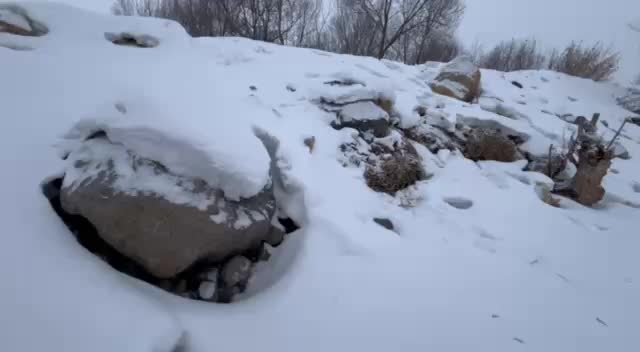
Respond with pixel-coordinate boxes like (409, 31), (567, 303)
(479, 38), (546, 72)
(365, 141), (424, 194)
(548, 41), (620, 81)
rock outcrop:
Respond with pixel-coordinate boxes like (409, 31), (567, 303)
(429, 56), (481, 103)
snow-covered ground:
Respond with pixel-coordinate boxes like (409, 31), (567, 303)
(2, 3), (640, 351)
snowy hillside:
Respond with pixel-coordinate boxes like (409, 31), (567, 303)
(1, 3), (640, 352)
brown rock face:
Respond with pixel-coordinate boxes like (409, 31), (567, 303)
(464, 128), (519, 162)
(429, 56), (481, 103)
(60, 137), (277, 278)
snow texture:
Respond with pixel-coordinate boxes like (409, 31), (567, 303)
(2, 3), (640, 352)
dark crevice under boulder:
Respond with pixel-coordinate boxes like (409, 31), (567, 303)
(43, 175), (299, 303)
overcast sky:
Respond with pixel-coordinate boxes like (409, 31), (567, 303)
(14, 0), (640, 81)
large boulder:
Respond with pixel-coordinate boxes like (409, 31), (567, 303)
(60, 136), (277, 278)
(429, 56), (481, 103)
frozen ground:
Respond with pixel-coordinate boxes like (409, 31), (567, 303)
(1, 3), (640, 352)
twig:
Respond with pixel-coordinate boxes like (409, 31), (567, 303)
(596, 317), (608, 327)
(606, 119), (628, 150)
(547, 144), (554, 177)
(590, 112), (600, 128)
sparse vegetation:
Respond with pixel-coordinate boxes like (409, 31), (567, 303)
(470, 39), (620, 81)
(548, 41), (620, 82)
(365, 141), (424, 194)
(479, 38), (546, 72)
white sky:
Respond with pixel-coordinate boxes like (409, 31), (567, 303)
(12, 0), (640, 81)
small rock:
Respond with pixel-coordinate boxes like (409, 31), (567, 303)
(249, 85), (257, 91)
(373, 218), (394, 231)
(511, 81), (523, 89)
(304, 136), (316, 153)
(265, 225), (285, 246)
(198, 281), (217, 300)
(221, 256), (252, 288)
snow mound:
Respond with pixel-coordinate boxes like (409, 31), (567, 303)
(60, 100), (271, 200)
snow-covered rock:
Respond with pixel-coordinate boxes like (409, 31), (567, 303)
(61, 136), (278, 278)
(335, 101), (391, 138)
(429, 56), (481, 103)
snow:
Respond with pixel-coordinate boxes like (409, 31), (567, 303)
(339, 101), (389, 122)
(2, 3), (640, 352)
(71, 136), (259, 213)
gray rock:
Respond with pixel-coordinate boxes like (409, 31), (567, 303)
(198, 280), (217, 301)
(373, 218), (394, 231)
(221, 255), (252, 288)
(60, 137), (277, 278)
(336, 101), (390, 138)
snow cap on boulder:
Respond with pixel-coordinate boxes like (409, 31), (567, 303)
(429, 56), (481, 103)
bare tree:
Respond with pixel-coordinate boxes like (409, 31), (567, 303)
(548, 41), (620, 81)
(111, 0), (464, 63)
(331, 0), (464, 60)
